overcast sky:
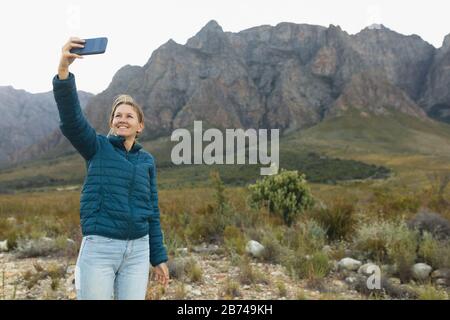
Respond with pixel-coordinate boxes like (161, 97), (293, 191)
(1, 0), (450, 94)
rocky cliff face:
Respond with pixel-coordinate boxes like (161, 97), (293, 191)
(80, 21), (436, 138)
(419, 34), (450, 123)
(0, 87), (92, 167)
(5, 20), (450, 166)
(327, 71), (427, 118)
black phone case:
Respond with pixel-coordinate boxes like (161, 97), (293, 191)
(70, 37), (108, 55)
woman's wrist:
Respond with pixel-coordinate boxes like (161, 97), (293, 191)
(57, 67), (69, 80)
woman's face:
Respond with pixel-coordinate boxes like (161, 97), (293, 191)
(110, 104), (144, 139)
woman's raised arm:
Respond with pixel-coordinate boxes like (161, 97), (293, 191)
(53, 37), (98, 161)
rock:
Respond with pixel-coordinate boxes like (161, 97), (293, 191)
(192, 243), (220, 254)
(411, 263), (432, 281)
(67, 291), (77, 300)
(66, 239), (76, 245)
(167, 258), (187, 279)
(338, 258), (362, 271)
(331, 279), (347, 290)
(331, 260), (339, 272)
(66, 265), (76, 275)
(381, 264), (397, 276)
(389, 277), (401, 285)
(358, 263), (379, 276)
(435, 278), (448, 287)
(344, 249), (353, 257)
(66, 274), (76, 287)
(176, 248), (188, 256)
(0, 240), (8, 252)
(191, 289), (202, 296)
(322, 245), (332, 255)
(245, 240), (265, 258)
(345, 276), (358, 284)
(431, 268), (450, 279)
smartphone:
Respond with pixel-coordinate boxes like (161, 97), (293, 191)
(70, 37), (108, 55)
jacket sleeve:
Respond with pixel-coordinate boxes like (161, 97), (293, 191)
(148, 157), (168, 267)
(52, 73), (98, 161)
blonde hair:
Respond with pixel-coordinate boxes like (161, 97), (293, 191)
(108, 94), (145, 139)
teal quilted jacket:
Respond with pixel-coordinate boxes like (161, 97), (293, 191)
(52, 73), (167, 266)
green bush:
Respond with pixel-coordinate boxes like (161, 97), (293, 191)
(384, 221), (419, 282)
(312, 200), (357, 241)
(222, 277), (241, 298)
(418, 232), (440, 267)
(260, 231), (284, 264)
(417, 285), (449, 300)
(418, 232), (450, 269)
(371, 188), (421, 219)
(354, 219), (419, 282)
(286, 251), (331, 280)
(223, 226), (246, 255)
(185, 258), (203, 283)
(248, 170), (314, 226)
(238, 257), (269, 285)
(284, 220), (327, 255)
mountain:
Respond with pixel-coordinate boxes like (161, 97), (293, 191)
(326, 71), (427, 119)
(0, 86), (93, 167)
(5, 20), (450, 167)
(419, 34), (450, 123)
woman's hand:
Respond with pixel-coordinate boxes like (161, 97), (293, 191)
(152, 262), (170, 286)
(58, 37), (85, 80)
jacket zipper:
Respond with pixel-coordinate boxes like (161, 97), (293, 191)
(126, 150), (136, 239)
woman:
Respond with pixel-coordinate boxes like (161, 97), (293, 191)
(53, 37), (169, 300)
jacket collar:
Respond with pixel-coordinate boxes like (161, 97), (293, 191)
(108, 134), (142, 153)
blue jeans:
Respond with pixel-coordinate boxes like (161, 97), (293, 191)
(75, 234), (150, 300)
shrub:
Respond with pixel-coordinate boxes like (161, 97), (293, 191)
(426, 171), (450, 213)
(174, 283), (187, 300)
(418, 232), (440, 267)
(295, 289), (308, 300)
(286, 251), (331, 280)
(407, 209), (450, 240)
(168, 257), (203, 283)
(221, 278), (241, 298)
(22, 262), (66, 290)
(354, 219), (419, 277)
(223, 226), (246, 255)
(385, 222), (418, 282)
(259, 232), (284, 264)
(417, 285), (449, 300)
(353, 220), (393, 263)
(418, 232), (450, 269)
(185, 259), (203, 283)
(185, 172), (238, 243)
(284, 220), (327, 255)
(185, 205), (220, 243)
(0, 218), (20, 251)
(276, 281), (288, 297)
(248, 170), (314, 226)
(312, 199), (357, 241)
(371, 188), (421, 218)
(238, 258), (269, 285)
(210, 170), (228, 217)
